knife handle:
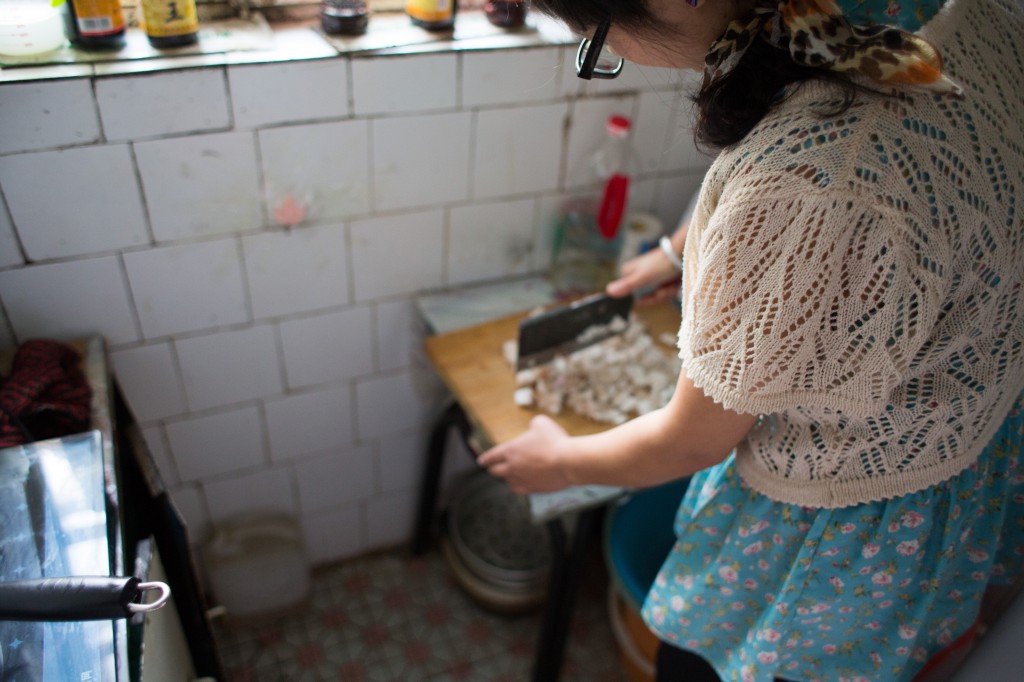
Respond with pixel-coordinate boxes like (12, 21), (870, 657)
(0, 576), (170, 621)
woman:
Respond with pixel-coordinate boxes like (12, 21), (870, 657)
(478, 0), (1024, 680)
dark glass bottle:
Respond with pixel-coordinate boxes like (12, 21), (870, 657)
(405, 0), (456, 31)
(140, 0), (199, 48)
(64, 0), (126, 51)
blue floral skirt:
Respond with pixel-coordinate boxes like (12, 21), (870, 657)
(642, 393), (1024, 682)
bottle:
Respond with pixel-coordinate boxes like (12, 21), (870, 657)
(551, 115), (638, 296)
(64, 0), (125, 50)
(484, 1), (526, 29)
(140, 0), (199, 48)
(320, 0), (369, 36)
(0, 1), (68, 56)
(405, 0), (456, 31)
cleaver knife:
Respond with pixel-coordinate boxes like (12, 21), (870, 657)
(516, 293), (634, 371)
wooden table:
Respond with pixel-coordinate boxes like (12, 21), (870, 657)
(413, 299), (681, 682)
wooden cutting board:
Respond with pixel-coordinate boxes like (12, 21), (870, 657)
(424, 301), (682, 448)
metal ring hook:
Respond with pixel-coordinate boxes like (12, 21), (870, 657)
(127, 581), (172, 614)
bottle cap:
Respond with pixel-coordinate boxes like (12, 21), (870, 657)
(607, 115), (631, 136)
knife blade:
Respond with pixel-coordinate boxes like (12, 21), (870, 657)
(516, 293), (634, 371)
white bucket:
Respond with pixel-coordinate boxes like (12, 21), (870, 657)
(203, 513), (311, 620)
(0, 2), (66, 57)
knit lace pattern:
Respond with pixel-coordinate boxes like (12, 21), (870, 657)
(679, 0), (1024, 507)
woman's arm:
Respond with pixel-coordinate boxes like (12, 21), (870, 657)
(477, 365), (758, 494)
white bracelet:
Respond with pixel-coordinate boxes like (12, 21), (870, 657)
(659, 235), (683, 272)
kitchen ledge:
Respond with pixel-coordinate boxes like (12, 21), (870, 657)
(0, 10), (575, 83)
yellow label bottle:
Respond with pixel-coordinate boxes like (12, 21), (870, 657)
(65, 0), (126, 50)
(140, 0), (199, 48)
(405, 0), (456, 31)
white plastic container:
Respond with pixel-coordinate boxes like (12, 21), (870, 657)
(203, 513), (311, 620)
(0, 1), (67, 57)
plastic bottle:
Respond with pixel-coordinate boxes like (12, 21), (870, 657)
(63, 0), (125, 50)
(405, 0), (456, 31)
(140, 0), (199, 48)
(0, 1), (68, 56)
(551, 115), (638, 296)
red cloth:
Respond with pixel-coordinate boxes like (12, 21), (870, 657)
(0, 340), (92, 449)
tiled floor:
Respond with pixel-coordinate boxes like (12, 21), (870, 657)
(213, 543), (628, 682)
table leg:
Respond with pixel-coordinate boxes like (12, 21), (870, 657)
(411, 400), (469, 555)
(531, 506), (602, 682)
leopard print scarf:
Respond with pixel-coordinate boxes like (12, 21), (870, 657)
(704, 0), (963, 96)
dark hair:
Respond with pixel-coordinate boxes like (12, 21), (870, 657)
(530, 0), (862, 151)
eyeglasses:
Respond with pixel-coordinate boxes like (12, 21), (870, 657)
(575, 18), (624, 80)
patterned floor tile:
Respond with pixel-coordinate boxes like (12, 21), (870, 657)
(214, 548), (627, 681)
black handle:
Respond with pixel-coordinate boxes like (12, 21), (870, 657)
(0, 576), (141, 621)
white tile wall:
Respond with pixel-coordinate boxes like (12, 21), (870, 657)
(278, 307), (375, 388)
(0, 41), (710, 570)
(258, 120), (371, 224)
(0, 79), (101, 154)
(242, 223), (351, 319)
(228, 59), (350, 129)
(349, 210), (445, 301)
(0, 256), (140, 344)
(473, 103), (566, 200)
(95, 69), (231, 141)
(461, 47), (564, 107)
(166, 405), (265, 481)
(175, 325), (283, 411)
(123, 239), (249, 339)
(351, 53), (457, 115)
(135, 132), (264, 241)
(0, 145), (150, 260)
(371, 111), (473, 211)
(448, 197), (539, 286)
(265, 385), (355, 462)
(0, 202), (21, 267)
(110, 342), (187, 421)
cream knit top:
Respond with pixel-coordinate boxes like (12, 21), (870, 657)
(679, 0), (1024, 508)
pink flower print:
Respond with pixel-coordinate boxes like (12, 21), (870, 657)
(972, 571), (986, 581)
(757, 652), (778, 664)
(897, 540), (919, 556)
(721, 586), (735, 597)
(859, 566), (872, 576)
(719, 504), (734, 514)
(682, 575), (694, 589)
(898, 625), (918, 640)
(670, 595), (685, 612)
(758, 559), (770, 571)
(884, 0), (902, 19)
(879, 599), (894, 608)
(872, 571), (893, 586)
(866, 621), (882, 631)
(823, 644), (838, 654)
(951, 504), (962, 520)
(821, 547), (840, 556)
(870, 651), (882, 667)
(901, 511), (926, 528)
(744, 578), (758, 590)
(687, 639), (700, 649)
(742, 667), (755, 682)
(948, 589), (962, 600)
(722, 622), (736, 631)
(862, 543), (881, 558)
(913, 647), (929, 662)
(719, 566), (739, 583)
(888, 521), (901, 533)
(743, 541), (764, 556)
(705, 526), (719, 536)
(739, 526), (749, 538)
(899, 578), (912, 588)
(896, 646), (909, 656)
(967, 548), (989, 563)
(731, 601), (745, 611)
(811, 603), (830, 613)
(773, 533), (783, 545)
(751, 520), (770, 534)
(761, 628), (783, 643)
(840, 522), (857, 534)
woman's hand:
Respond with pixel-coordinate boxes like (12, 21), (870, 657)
(606, 241), (681, 303)
(477, 415), (573, 494)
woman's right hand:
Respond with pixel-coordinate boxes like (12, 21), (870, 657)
(606, 247), (681, 303)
